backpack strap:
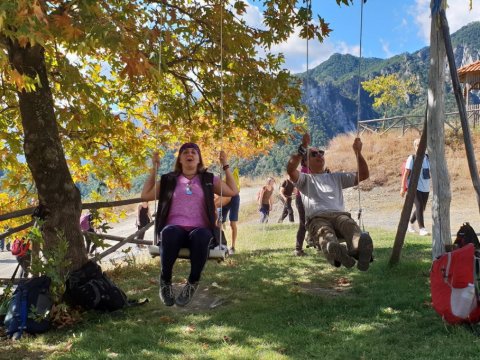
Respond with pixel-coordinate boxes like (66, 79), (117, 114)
(18, 287), (29, 338)
(443, 252), (452, 287)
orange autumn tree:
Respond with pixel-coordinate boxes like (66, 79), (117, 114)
(0, 0), (351, 271)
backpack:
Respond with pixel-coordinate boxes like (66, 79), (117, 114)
(4, 276), (53, 339)
(11, 237), (30, 257)
(454, 222), (480, 249)
(430, 244), (480, 324)
(63, 261), (131, 312)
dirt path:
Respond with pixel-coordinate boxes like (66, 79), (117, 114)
(1, 185), (476, 280)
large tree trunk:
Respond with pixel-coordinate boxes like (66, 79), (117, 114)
(429, 0), (451, 259)
(7, 40), (87, 272)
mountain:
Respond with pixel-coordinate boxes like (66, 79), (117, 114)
(245, 21), (480, 177)
(299, 21), (480, 134)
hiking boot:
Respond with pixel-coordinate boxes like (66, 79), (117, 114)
(419, 228), (429, 236)
(357, 233), (374, 272)
(293, 249), (306, 257)
(228, 247), (235, 256)
(324, 251), (342, 267)
(326, 242), (356, 269)
(175, 282), (199, 307)
(159, 278), (175, 307)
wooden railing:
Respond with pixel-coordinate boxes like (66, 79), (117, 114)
(358, 109), (480, 135)
(0, 197), (149, 282)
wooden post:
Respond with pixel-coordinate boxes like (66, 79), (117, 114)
(439, 9), (480, 216)
(389, 113), (428, 266)
(429, 0), (451, 259)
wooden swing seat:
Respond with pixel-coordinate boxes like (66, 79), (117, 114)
(148, 244), (228, 261)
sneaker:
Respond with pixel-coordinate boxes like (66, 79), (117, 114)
(228, 247), (235, 255)
(408, 224), (416, 233)
(326, 242), (356, 269)
(159, 278), (175, 307)
(175, 282), (199, 307)
(419, 228), (430, 236)
(357, 233), (374, 272)
(293, 249), (306, 257)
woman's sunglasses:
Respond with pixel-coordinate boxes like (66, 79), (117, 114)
(309, 150), (325, 158)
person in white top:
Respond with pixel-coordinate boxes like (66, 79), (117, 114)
(286, 133), (373, 271)
(400, 138), (431, 236)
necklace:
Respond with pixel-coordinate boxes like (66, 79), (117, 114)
(185, 181), (193, 195)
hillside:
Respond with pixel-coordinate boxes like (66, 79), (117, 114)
(324, 129), (480, 231)
(244, 21), (480, 178)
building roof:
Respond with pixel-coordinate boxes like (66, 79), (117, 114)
(458, 60), (480, 83)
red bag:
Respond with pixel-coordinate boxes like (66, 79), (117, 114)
(11, 237), (30, 257)
(430, 244), (480, 324)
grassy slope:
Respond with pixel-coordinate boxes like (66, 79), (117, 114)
(5, 129), (480, 359)
(6, 223), (480, 360)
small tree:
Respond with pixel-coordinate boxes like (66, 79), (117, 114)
(361, 74), (419, 118)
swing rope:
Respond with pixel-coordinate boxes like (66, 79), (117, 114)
(305, 0), (311, 211)
(218, 0), (225, 248)
(153, 6), (165, 245)
(150, 2), (227, 258)
(355, 0), (365, 231)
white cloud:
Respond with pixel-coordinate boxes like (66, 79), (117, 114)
(241, 1), (359, 73)
(412, 0), (480, 43)
(268, 27), (360, 73)
(380, 39), (393, 58)
(243, 1), (265, 29)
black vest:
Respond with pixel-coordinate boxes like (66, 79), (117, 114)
(155, 171), (217, 239)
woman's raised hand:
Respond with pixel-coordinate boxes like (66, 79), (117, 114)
(152, 152), (161, 169)
(219, 150), (228, 167)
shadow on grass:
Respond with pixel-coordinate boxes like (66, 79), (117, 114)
(10, 231), (480, 359)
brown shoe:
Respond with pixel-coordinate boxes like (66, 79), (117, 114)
(357, 233), (374, 271)
(326, 242), (356, 269)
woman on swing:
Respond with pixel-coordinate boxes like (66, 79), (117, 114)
(141, 143), (238, 307)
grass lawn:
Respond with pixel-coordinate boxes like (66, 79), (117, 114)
(4, 225), (480, 360)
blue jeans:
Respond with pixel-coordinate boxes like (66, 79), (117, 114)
(159, 225), (212, 283)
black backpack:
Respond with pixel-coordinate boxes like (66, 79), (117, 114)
(454, 222), (480, 249)
(64, 261), (144, 312)
(4, 276), (52, 340)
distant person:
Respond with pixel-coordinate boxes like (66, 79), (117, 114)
(141, 143), (238, 307)
(215, 167), (241, 256)
(278, 177), (295, 223)
(11, 236), (31, 278)
(136, 201), (152, 245)
(287, 133), (373, 271)
(80, 212), (96, 254)
(400, 138), (431, 236)
(257, 177), (275, 223)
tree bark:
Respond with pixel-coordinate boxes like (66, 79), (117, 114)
(429, 0), (451, 259)
(6, 40), (87, 272)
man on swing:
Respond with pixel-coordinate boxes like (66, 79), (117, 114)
(287, 134), (373, 271)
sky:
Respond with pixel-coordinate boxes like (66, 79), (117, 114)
(244, 0), (480, 73)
